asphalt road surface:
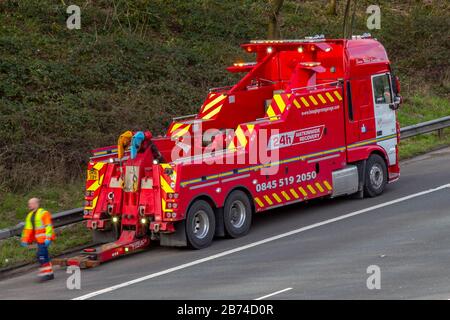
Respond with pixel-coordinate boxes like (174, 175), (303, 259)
(1, 147), (450, 300)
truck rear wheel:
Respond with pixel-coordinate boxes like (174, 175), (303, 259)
(223, 190), (252, 238)
(364, 154), (387, 197)
(185, 200), (215, 249)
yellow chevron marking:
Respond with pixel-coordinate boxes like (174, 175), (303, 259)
(274, 94), (286, 113)
(293, 99), (301, 109)
(170, 123), (183, 133)
(236, 127), (247, 147)
(272, 193), (282, 203)
(93, 162), (106, 170)
(290, 188), (300, 199)
(307, 184), (317, 194)
(281, 191), (291, 201)
(300, 97), (310, 107)
(160, 175), (174, 193)
(263, 195), (273, 205)
(202, 105), (223, 120)
(85, 195), (99, 210)
(266, 105), (277, 120)
(325, 92), (335, 103)
(323, 180), (332, 190)
(315, 182), (324, 193)
(334, 90), (342, 101)
(247, 124), (255, 134)
(87, 178), (101, 191)
(255, 197), (264, 207)
(161, 198), (173, 212)
(298, 186), (308, 197)
(161, 163), (171, 169)
(171, 124), (191, 138)
(202, 94), (226, 113)
(309, 95), (318, 106)
(317, 94), (327, 104)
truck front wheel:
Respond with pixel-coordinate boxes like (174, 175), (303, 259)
(223, 190), (252, 238)
(185, 200), (216, 249)
(364, 154), (387, 197)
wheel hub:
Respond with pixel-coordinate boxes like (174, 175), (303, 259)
(193, 210), (209, 239)
(369, 164), (384, 189)
(229, 200), (246, 228)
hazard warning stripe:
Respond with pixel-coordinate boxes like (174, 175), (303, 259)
(325, 92), (335, 103)
(333, 90), (342, 101)
(323, 180), (332, 190)
(290, 188), (300, 199)
(281, 191), (291, 201)
(228, 124), (256, 151)
(309, 95), (318, 106)
(315, 182), (324, 193)
(272, 193), (282, 203)
(255, 197), (264, 207)
(202, 94), (226, 113)
(254, 180), (333, 210)
(265, 89), (342, 119)
(298, 186), (308, 197)
(307, 184), (317, 195)
(263, 195), (273, 205)
(84, 162), (107, 210)
(199, 93), (227, 120)
(170, 123), (191, 139)
(317, 94), (327, 104)
(300, 96), (310, 107)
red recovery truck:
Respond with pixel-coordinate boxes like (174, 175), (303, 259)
(55, 35), (402, 268)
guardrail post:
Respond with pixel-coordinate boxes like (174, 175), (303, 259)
(438, 128), (444, 139)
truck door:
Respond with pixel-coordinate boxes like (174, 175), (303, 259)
(371, 73), (397, 165)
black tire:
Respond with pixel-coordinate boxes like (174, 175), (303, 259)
(223, 190), (252, 238)
(363, 154), (387, 197)
(185, 200), (215, 249)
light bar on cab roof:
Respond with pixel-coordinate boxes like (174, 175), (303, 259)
(233, 62), (257, 67)
(249, 35), (326, 44)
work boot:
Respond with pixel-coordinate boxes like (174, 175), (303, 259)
(39, 274), (55, 282)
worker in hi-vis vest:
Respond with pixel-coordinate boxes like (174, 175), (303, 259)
(21, 198), (56, 281)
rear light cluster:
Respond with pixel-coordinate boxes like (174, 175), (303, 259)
(85, 190), (95, 197)
(166, 212), (177, 219)
(166, 202), (178, 209)
(167, 193), (179, 199)
(84, 200), (93, 207)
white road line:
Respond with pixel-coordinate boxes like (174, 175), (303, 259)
(73, 183), (450, 300)
(255, 288), (293, 300)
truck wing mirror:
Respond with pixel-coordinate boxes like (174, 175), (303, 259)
(389, 95), (402, 110)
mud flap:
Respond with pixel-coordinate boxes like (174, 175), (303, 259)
(214, 207), (225, 238)
(352, 160), (366, 199)
(160, 220), (187, 247)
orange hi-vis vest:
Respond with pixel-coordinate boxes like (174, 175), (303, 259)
(21, 208), (55, 244)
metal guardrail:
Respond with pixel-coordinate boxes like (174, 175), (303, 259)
(0, 116), (449, 241)
(400, 116), (450, 139)
(0, 207), (84, 241)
